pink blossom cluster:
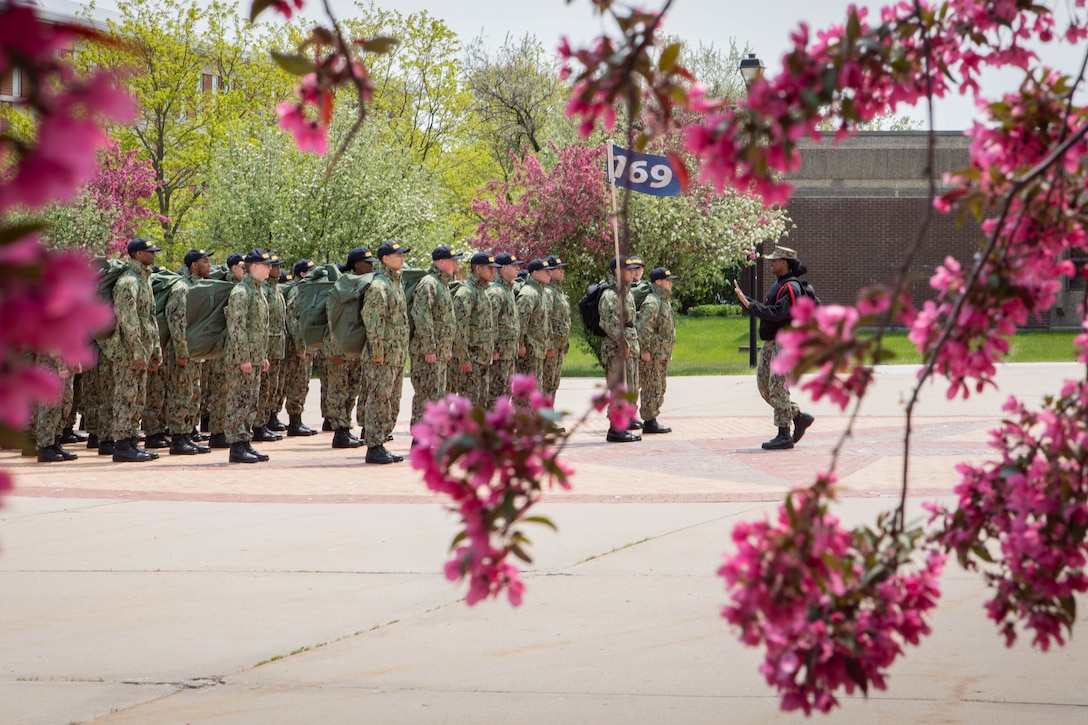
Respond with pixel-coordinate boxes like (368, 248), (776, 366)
(771, 287), (902, 409)
(0, 2), (132, 506)
(86, 145), (164, 255)
(276, 73), (336, 155)
(721, 474), (945, 714)
(471, 143), (612, 260)
(590, 382), (637, 432)
(409, 374), (572, 606)
(0, 3), (136, 213)
(929, 380), (1088, 650)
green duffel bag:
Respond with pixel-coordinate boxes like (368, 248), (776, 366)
(184, 279), (235, 360)
(296, 264), (342, 351)
(327, 272), (373, 356)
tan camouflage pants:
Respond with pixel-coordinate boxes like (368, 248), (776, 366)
(166, 348), (202, 436)
(224, 363), (260, 444)
(258, 356), (285, 423)
(487, 357), (516, 408)
(638, 358), (669, 421)
(142, 364), (168, 435)
(450, 359), (490, 409)
(363, 363), (403, 447)
(757, 339), (800, 427)
(110, 362), (148, 442)
(409, 354), (447, 426)
(515, 355), (545, 390)
(206, 360), (229, 435)
(29, 372), (72, 448)
(601, 339), (638, 426)
(325, 357), (362, 430)
(542, 344), (567, 400)
(281, 352), (312, 416)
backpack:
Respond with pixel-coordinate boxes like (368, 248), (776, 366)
(578, 281), (613, 337)
(92, 257), (129, 342)
(632, 280), (653, 310)
(184, 279), (235, 360)
(401, 268), (428, 310)
(151, 268), (184, 351)
(296, 264), (342, 350)
(775, 279), (822, 308)
(327, 272), (373, 356)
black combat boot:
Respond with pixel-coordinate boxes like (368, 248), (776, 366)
(792, 412), (815, 443)
(252, 425), (282, 442)
(145, 432), (170, 449)
(762, 427), (795, 450)
(191, 426), (209, 442)
(132, 437), (159, 459)
(642, 419), (672, 434)
(170, 435), (200, 456)
(53, 443), (78, 460)
(332, 428), (363, 449)
(98, 439), (116, 456)
(286, 414), (318, 436)
(627, 419), (643, 430)
(187, 433), (211, 454)
(59, 427), (88, 444)
(228, 442), (259, 463)
(244, 442), (270, 462)
(322, 419), (333, 432)
(113, 438), (154, 463)
(37, 445), (65, 463)
(200, 415), (210, 433)
(365, 445), (401, 464)
(606, 428), (641, 443)
(209, 433), (229, 449)
(86, 433), (100, 449)
(266, 413), (287, 432)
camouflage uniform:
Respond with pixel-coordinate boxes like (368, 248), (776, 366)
(165, 268), (203, 437)
(636, 284), (675, 421)
(206, 359), (229, 436)
(543, 282), (571, 400)
(282, 283), (314, 418)
(259, 276), (288, 422)
(223, 273), (269, 444)
(486, 275), (520, 407)
(515, 276), (550, 387)
(450, 275), (495, 408)
(360, 262), (408, 447)
(408, 264), (455, 425)
(142, 364), (167, 437)
(80, 344), (104, 440)
(101, 257), (160, 443)
(598, 284), (640, 401)
(757, 340), (800, 427)
(322, 317), (363, 431)
(27, 353), (67, 449)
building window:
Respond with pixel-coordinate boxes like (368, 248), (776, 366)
(1, 67), (22, 100)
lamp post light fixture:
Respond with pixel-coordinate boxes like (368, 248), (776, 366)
(739, 52), (765, 368)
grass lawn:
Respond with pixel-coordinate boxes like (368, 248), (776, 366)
(560, 317), (1083, 377)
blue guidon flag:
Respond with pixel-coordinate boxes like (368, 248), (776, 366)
(608, 144), (682, 197)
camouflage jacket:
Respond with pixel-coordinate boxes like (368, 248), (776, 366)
(164, 268), (197, 359)
(225, 274), (269, 367)
(408, 264), (455, 360)
(361, 263), (409, 367)
(264, 277), (287, 360)
(598, 285), (640, 354)
(282, 282), (305, 354)
(452, 274), (495, 365)
(104, 257), (160, 364)
(545, 282), (572, 353)
(515, 277), (550, 359)
(486, 276), (520, 360)
(636, 286), (675, 360)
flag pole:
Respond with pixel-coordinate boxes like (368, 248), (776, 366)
(606, 140), (629, 391)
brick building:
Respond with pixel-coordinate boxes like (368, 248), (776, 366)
(771, 131), (1085, 330)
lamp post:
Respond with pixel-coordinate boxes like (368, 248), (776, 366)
(739, 52), (765, 368)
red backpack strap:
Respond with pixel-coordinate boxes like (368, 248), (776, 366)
(775, 281), (798, 306)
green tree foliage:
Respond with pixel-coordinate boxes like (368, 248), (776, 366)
(463, 33), (575, 182)
(192, 111), (450, 268)
(78, 0), (293, 252)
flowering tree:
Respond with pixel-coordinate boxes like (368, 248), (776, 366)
(255, 0), (1088, 712)
(559, 0), (1088, 713)
(0, 1), (132, 501)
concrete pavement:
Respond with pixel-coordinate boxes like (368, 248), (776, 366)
(1, 364), (1086, 724)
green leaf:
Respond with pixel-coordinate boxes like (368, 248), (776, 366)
(270, 51), (316, 77)
(510, 541), (533, 563)
(971, 543), (994, 563)
(360, 36), (400, 55)
(659, 42), (682, 73)
(448, 530), (467, 552)
(248, 0), (276, 23)
(524, 516), (558, 532)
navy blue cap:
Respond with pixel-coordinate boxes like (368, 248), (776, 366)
(244, 248), (272, 264)
(545, 255), (568, 268)
(293, 259), (314, 277)
(226, 252), (244, 268)
(650, 267), (679, 282)
(527, 258), (551, 273)
(432, 245), (464, 261)
(183, 248), (212, 267)
(347, 247), (378, 266)
(127, 237), (162, 254)
(494, 252), (526, 266)
(470, 252), (501, 268)
(377, 242), (410, 259)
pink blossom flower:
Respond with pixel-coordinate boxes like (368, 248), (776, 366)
(276, 102), (329, 154)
